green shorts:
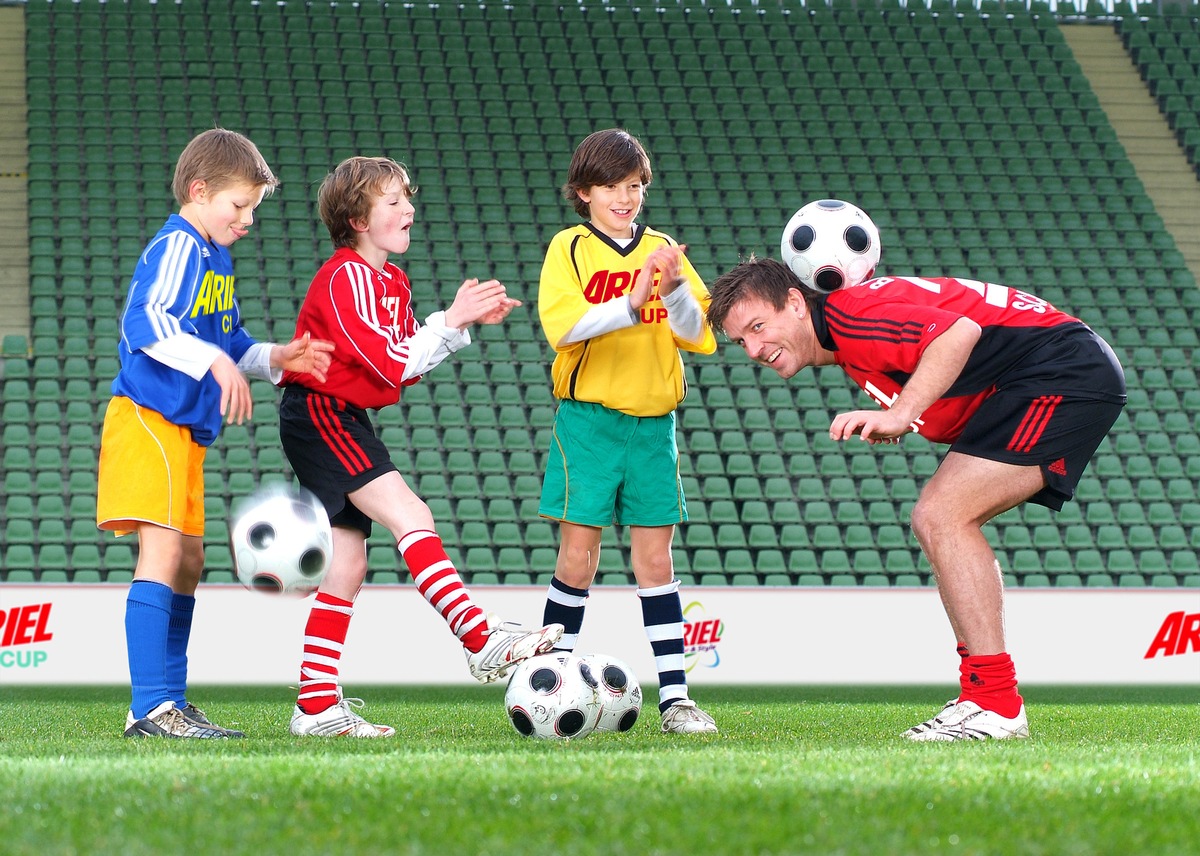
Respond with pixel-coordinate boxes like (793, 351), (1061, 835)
(539, 400), (687, 528)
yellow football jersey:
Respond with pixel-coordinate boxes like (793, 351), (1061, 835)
(538, 223), (716, 417)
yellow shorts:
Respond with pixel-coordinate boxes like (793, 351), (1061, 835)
(97, 396), (208, 536)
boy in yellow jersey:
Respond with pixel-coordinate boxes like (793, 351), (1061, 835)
(537, 128), (719, 733)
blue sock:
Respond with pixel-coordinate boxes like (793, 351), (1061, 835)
(543, 577), (589, 651)
(166, 593), (195, 706)
(125, 580), (174, 718)
(638, 580), (689, 713)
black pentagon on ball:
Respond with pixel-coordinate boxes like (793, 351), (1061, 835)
(557, 709), (586, 737)
(251, 574), (283, 593)
(299, 548), (326, 577)
(578, 660), (599, 688)
(617, 709), (640, 732)
(529, 666), (560, 693)
(814, 268), (845, 291)
(248, 522), (276, 550)
(790, 224), (815, 253)
(844, 225), (871, 253)
(602, 664), (628, 692)
(509, 708), (535, 736)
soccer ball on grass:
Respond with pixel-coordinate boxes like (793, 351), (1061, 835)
(504, 652), (603, 740)
(780, 199), (881, 292)
(580, 652), (642, 733)
(229, 483), (333, 596)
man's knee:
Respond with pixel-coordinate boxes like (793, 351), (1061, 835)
(910, 491), (961, 544)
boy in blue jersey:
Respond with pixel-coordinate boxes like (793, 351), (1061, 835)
(97, 128), (334, 739)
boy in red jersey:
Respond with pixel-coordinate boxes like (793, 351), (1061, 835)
(707, 255), (1126, 741)
(278, 156), (562, 737)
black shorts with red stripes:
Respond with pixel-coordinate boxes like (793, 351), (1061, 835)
(279, 385), (396, 535)
(950, 389), (1124, 510)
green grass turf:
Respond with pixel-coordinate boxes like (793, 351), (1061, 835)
(0, 685), (1197, 856)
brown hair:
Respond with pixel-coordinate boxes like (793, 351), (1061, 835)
(318, 156), (416, 249)
(171, 128), (278, 206)
(562, 128), (653, 218)
(706, 256), (820, 334)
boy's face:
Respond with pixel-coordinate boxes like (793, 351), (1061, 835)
(187, 180), (268, 247)
(578, 170), (644, 240)
(355, 177), (416, 260)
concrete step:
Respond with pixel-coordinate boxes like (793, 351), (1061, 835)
(1061, 22), (1200, 284)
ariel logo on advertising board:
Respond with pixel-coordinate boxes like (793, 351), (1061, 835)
(682, 600), (723, 673)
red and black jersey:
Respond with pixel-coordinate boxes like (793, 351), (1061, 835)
(281, 247), (422, 410)
(813, 276), (1126, 444)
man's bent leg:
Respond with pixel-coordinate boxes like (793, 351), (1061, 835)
(909, 452), (1047, 655)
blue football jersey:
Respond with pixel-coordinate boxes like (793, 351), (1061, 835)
(111, 214), (258, 446)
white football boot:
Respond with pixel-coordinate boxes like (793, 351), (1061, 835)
(289, 692), (395, 738)
(904, 700), (1030, 742)
(902, 699), (958, 738)
(465, 618), (564, 683)
(660, 699), (719, 734)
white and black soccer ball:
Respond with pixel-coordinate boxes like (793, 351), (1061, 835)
(781, 199), (881, 293)
(229, 484), (333, 596)
(580, 653), (642, 733)
(504, 653), (603, 740)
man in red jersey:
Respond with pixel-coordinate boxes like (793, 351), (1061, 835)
(277, 157), (562, 737)
(707, 256), (1126, 741)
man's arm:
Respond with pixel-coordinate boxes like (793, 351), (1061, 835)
(829, 316), (982, 443)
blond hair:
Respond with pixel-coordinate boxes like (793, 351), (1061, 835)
(171, 128), (278, 206)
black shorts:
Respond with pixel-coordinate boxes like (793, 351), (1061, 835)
(951, 391), (1124, 510)
(278, 386), (397, 535)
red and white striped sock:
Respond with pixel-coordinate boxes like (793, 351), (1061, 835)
(398, 530), (489, 652)
(296, 592), (354, 715)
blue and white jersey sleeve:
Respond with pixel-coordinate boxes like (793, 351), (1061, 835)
(120, 227), (207, 352)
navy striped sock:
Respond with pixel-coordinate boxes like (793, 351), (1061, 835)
(543, 577), (588, 651)
(639, 580), (689, 713)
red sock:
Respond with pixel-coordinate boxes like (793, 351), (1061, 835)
(956, 641), (970, 660)
(297, 592), (354, 714)
(959, 652), (1023, 719)
(398, 530), (488, 652)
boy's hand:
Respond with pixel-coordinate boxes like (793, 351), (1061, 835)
(477, 296), (522, 325)
(274, 332), (335, 384)
(210, 353), (253, 425)
(629, 244), (687, 310)
(445, 278), (519, 330)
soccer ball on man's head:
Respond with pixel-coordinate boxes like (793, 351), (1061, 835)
(580, 652), (642, 733)
(781, 199), (881, 292)
(504, 652), (603, 740)
(230, 484), (333, 596)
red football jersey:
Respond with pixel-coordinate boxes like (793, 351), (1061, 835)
(281, 247), (421, 410)
(815, 276), (1109, 443)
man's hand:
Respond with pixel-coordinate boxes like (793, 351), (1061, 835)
(829, 409), (911, 445)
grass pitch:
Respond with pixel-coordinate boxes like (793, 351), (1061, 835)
(1, 685), (1196, 856)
